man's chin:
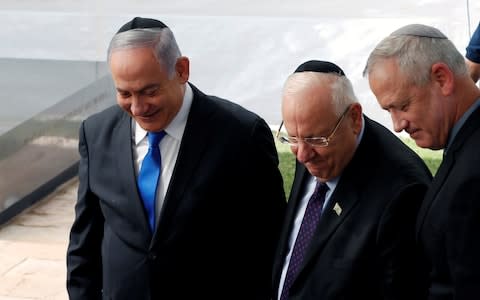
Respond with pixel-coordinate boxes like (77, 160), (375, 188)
(307, 168), (328, 181)
(412, 137), (437, 150)
(137, 122), (162, 133)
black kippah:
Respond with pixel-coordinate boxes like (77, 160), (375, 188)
(117, 17), (168, 34)
(294, 60), (345, 76)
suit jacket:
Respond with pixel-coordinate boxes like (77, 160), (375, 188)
(67, 84), (287, 300)
(416, 106), (480, 300)
(272, 116), (432, 300)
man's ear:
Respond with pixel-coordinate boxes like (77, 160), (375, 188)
(349, 103), (363, 135)
(431, 62), (454, 95)
(175, 56), (190, 83)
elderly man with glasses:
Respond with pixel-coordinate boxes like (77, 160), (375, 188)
(272, 60), (432, 300)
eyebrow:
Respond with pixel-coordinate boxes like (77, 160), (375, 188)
(383, 94), (413, 111)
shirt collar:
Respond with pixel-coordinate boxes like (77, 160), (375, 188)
(445, 97), (480, 153)
(134, 84), (194, 145)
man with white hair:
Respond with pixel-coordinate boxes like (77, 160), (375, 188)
(273, 60), (431, 300)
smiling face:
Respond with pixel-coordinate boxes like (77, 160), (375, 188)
(281, 75), (362, 181)
(109, 46), (189, 132)
(368, 58), (450, 150)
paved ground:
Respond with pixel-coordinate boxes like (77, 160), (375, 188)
(0, 178), (77, 300)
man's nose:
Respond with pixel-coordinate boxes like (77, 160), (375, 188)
(295, 141), (314, 164)
(130, 96), (148, 116)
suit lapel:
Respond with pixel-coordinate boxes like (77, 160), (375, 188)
(272, 165), (309, 288)
(274, 157), (362, 292)
(415, 154), (453, 238)
(112, 112), (152, 238)
(294, 174), (361, 284)
(151, 84), (214, 247)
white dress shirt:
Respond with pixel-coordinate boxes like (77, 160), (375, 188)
(133, 84), (193, 224)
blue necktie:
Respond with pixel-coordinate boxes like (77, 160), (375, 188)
(280, 181), (329, 300)
(137, 131), (166, 232)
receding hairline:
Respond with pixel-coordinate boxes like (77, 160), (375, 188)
(283, 72), (339, 114)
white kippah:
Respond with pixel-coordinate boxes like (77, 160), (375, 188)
(390, 24), (447, 39)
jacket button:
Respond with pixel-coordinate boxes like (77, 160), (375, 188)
(148, 253), (157, 260)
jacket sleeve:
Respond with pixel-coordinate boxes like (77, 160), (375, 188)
(239, 117), (287, 299)
(445, 176), (480, 299)
(66, 121), (104, 300)
(466, 22), (480, 63)
(378, 182), (429, 300)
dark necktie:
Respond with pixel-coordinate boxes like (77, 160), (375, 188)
(280, 181), (329, 300)
(137, 131), (166, 232)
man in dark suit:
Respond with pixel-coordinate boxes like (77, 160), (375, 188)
(66, 17), (286, 300)
(272, 60), (432, 300)
(364, 24), (480, 300)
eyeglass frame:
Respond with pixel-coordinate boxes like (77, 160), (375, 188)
(276, 104), (352, 148)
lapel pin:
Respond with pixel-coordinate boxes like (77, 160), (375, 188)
(333, 202), (342, 216)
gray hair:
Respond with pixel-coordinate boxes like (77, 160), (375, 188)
(363, 24), (467, 86)
(107, 27), (181, 78)
(283, 72), (358, 116)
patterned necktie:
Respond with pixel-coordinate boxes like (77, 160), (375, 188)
(280, 181), (329, 300)
(137, 131), (166, 232)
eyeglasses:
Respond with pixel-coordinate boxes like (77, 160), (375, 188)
(276, 105), (351, 148)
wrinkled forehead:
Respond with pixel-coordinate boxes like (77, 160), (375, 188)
(282, 87), (336, 132)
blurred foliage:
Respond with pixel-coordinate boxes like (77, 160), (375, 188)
(400, 137), (443, 175)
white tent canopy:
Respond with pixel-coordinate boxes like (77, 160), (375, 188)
(1, 0), (478, 127)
